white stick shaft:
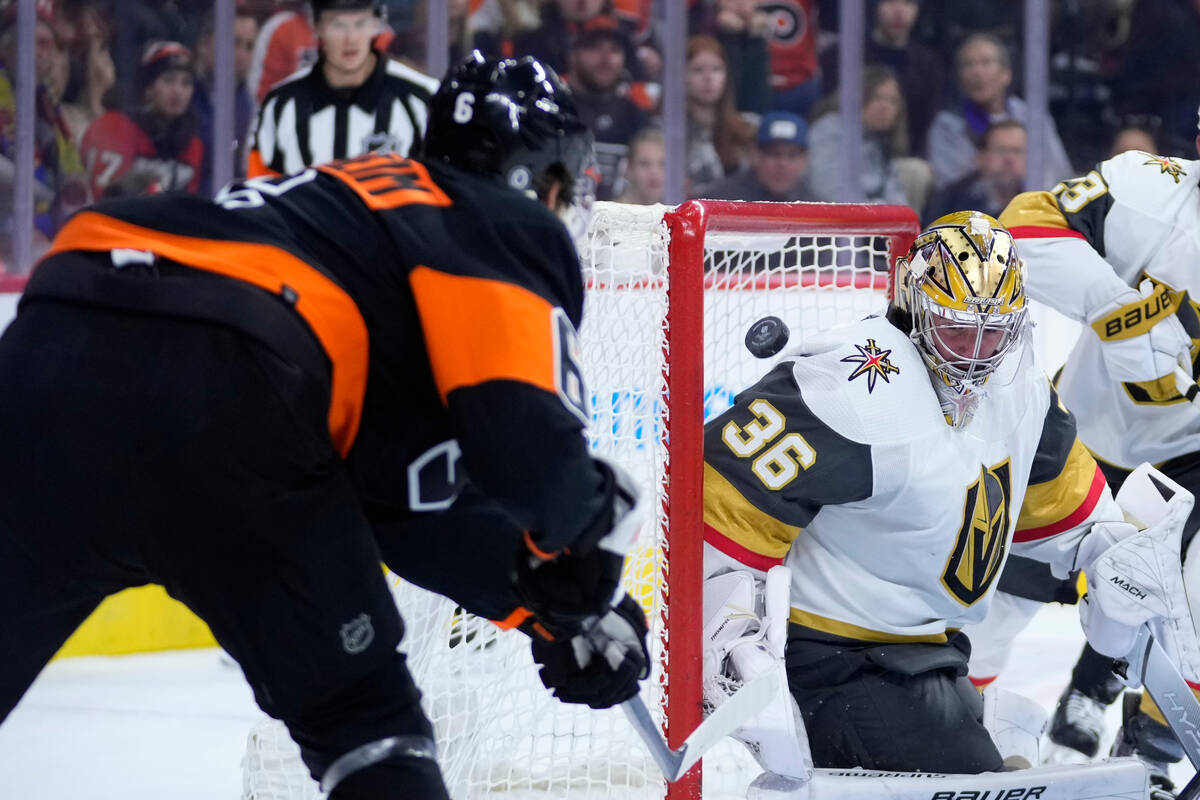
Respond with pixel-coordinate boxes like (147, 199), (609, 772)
(622, 672), (779, 782)
(1173, 365), (1200, 408)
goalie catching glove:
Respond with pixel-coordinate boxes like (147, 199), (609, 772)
(1077, 464), (1200, 678)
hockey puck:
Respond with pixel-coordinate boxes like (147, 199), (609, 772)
(745, 316), (790, 359)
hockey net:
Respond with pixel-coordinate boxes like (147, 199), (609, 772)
(241, 200), (919, 800)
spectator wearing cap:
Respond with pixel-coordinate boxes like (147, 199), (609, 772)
(80, 40), (204, 198)
(699, 111), (813, 202)
(193, 9), (259, 193)
(808, 65), (932, 211)
(568, 15), (648, 200)
(247, 0), (437, 178)
(0, 1), (90, 266)
(514, 0), (644, 80)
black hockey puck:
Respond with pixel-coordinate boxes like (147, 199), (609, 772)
(745, 316), (790, 359)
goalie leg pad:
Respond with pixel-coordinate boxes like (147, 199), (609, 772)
(703, 566), (814, 781)
(802, 759), (1150, 800)
(981, 685), (1048, 769)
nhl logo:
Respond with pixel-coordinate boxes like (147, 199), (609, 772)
(340, 613), (374, 654)
(362, 132), (403, 155)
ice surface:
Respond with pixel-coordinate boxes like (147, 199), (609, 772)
(0, 604), (1192, 798)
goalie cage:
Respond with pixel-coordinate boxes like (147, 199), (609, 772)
(241, 200), (920, 800)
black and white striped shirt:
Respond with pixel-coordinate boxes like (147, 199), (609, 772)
(248, 53), (438, 177)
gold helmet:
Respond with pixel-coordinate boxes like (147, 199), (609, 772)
(893, 211), (1028, 423)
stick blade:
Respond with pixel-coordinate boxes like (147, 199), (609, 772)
(672, 672), (780, 779)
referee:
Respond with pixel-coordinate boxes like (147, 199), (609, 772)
(247, 0), (438, 177)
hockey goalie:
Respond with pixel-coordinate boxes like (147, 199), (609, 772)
(700, 211), (1200, 799)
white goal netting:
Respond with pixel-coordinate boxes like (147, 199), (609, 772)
(242, 200), (917, 800)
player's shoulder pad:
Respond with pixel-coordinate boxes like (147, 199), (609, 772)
(1100, 149), (1200, 210)
(705, 359), (873, 515)
(779, 315), (946, 445)
(417, 160), (584, 320)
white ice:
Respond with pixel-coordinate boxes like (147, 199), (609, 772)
(0, 603), (1193, 797)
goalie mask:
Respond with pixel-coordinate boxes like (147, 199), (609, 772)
(891, 211), (1028, 428)
(422, 52), (597, 245)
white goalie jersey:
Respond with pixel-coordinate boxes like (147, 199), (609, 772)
(1000, 150), (1200, 469)
(702, 315), (1121, 643)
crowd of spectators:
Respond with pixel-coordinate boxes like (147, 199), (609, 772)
(3, 0), (1200, 274)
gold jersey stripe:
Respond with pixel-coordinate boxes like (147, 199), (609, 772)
(789, 607), (949, 643)
(1015, 439), (1100, 533)
(1090, 281), (1181, 341)
(703, 462), (799, 560)
(998, 190), (1070, 231)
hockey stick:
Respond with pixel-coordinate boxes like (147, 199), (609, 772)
(1173, 366), (1200, 409)
(622, 672), (780, 781)
(1116, 623), (1200, 800)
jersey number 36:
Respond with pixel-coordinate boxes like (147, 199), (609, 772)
(721, 399), (816, 490)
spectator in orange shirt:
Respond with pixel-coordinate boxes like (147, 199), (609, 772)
(247, 0), (317, 104)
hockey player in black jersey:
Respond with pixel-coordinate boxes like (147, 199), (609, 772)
(0, 53), (648, 800)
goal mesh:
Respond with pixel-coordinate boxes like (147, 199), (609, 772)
(241, 200), (919, 800)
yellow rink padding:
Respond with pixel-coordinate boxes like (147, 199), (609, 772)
(53, 585), (215, 659)
(56, 545), (664, 660)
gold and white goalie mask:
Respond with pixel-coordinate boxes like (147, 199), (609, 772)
(894, 211), (1028, 428)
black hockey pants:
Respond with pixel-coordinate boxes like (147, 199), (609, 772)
(785, 627), (1005, 774)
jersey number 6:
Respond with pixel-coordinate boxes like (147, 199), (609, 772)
(721, 399), (816, 490)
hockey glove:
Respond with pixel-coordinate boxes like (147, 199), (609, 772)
(531, 593), (650, 709)
(1088, 279), (1192, 384)
(512, 458), (644, 640)
(1078, 465), (1198, 672)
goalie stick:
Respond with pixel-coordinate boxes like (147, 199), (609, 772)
(1116, 623), (1200, 800)
(622, 672), (780, 781)
(1172, 365), (1200, 409)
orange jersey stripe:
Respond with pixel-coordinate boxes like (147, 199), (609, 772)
(491, 606), (533, 631)
(45, 211), (368, 457)
(246, 148), (280, 179)
(408, 265), (559, 404)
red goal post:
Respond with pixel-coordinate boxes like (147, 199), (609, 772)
(646, 200), (919, 799)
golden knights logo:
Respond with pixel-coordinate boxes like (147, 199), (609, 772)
(1142, 155), (1187, 184)
(841, 338), (900, 392)
(941, 461), (1012, 606)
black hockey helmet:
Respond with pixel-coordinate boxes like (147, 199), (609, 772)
(422, 52), (596, 210)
